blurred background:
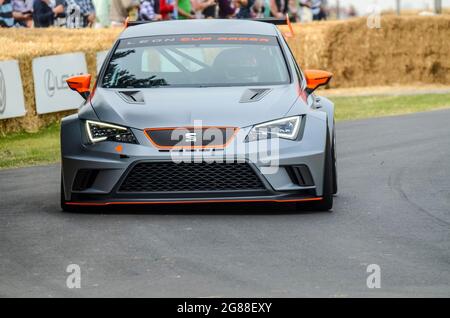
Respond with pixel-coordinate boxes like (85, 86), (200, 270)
(1, 0), (449, 29)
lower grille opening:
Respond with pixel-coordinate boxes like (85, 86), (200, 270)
(118, 162), (266, 193)
(72, 169), (99, 191)
(286, 165), (314, 186)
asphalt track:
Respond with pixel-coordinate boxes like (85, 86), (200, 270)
(1, 110), (449, 297)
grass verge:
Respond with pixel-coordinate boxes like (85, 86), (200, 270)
(333, 93), (450, 121)
(0, 123), (60, 169)
(1, 93), (450, 169)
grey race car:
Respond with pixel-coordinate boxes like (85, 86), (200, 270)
(61, 19), (337, 212)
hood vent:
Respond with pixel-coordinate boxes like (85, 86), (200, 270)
(117, 91), (145, 104)
(240, 88), (271, 103)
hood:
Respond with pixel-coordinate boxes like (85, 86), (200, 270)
(89, 86), (300, 130)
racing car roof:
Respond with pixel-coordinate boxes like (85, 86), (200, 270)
(119, 19), (280, 39)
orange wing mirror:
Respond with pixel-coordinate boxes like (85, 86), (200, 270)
(66, 74), (91, 100)
(304, 70), (333, 94)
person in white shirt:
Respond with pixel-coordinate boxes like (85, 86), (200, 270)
(300, 0), (326, 21)
(310, 0), (326, 20)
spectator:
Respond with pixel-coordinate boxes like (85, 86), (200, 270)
(176, 0), (193, 19)
(347, 4), (356, 17)
(159, 0), (173, 20)
(192, 0), (216, 19)
(287, 0), (297, 21)
(0, 0), (14, 27)
(110, 0), (139, 26)
(252, 0), (265, 18)
(12, 0), (33, 27)
(269, 0), (287, 18)
(218, 0), (235, 18)
(92, 0), (110, 27)
(33, 0), (65, 28)
(200, 0), (216, 18)
(139, 0), (161, 20)
(235, 0), (254, 19)
(67, 0), (96, 27)
(298, 0), (309, 21)
(310, 0), (326, 20)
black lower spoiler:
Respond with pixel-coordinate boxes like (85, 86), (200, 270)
(126, 18), (287, 28)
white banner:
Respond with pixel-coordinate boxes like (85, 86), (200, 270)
(0, 60), (26, 120)
(32, 52), (88, 114)
(96, 50), (109, 74)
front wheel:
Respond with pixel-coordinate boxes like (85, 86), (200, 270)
(331, 124), (338, 195)
(297, 126), (333, 212)
(61, 175), (78, 213)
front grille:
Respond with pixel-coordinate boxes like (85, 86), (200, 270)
(145, 127), (237, 149)
(118, 162), (266, 192)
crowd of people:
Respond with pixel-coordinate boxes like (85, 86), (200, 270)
(0, 0), (329, 28)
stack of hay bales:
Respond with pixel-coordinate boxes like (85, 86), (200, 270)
(281, 16), (450, 88)
(1, 16), (450, 134)
(0, 28), (120, 134)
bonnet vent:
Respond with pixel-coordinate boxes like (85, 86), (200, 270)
(240, 88), (271, 103)
(117, 91), (145, 104)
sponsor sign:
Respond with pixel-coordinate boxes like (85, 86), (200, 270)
(96, 50), (109, 74)
(0, 60), (26, 120)
(32, 52), (87, 114)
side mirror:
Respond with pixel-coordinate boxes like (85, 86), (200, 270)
(66, 74), (92, 100)
(304, 70), (333, 94)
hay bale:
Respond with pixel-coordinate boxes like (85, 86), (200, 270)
(281, 16), (450, 88)
(0, 28), (120, 135)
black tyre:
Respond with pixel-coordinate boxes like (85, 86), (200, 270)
(61, 176), (78, 213)
(331, 123), (338, 195)
(297, 126), (333, 212)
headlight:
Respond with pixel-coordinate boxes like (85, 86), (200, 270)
(246, 116), (302, 142)
(85, 120), (138, 144)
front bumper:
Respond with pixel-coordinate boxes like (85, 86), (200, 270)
(61, 114), (327, 205)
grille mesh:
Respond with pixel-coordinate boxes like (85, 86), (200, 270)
(119, 162), (265, 192)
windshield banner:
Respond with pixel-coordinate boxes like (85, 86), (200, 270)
(118, 34), (278, 49)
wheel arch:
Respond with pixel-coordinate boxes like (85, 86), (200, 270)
(315, 95), (335, 137)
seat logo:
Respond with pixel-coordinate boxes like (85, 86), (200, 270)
(185, 132), (197, 143)
(0, 69), (6, 114)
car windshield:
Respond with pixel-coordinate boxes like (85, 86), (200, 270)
(101, 34), (290, 88)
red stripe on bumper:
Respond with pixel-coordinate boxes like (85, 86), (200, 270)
(66, 197), (323, 206)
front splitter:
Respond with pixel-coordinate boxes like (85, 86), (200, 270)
(66, 196), (323, 206)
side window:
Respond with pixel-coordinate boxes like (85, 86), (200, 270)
(280, 36), (306, 89)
